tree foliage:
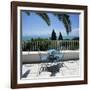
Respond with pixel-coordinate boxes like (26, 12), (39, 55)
(53, 13), (71, 34)
(51, 29), (57, 40)
(58, 32), (63, 40)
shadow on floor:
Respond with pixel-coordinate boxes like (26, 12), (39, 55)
(22, 70), (30, 78)
(40, 63), (64, 76)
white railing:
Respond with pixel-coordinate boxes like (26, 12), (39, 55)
(22, 40), (79, 51)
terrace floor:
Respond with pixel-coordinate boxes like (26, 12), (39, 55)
(22, 59), (80, 80)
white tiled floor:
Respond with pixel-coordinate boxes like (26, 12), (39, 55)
(22, 60), (80, 79)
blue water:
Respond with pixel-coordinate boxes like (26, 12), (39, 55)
(22, 36), (78, 41)
(22, 36), (31, 41)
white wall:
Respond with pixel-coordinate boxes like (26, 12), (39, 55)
(0, 0), (89, 90)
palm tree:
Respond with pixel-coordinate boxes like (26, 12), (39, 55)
(24, 11), (71, 34)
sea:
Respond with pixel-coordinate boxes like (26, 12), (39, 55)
(22, 35), (78, 41)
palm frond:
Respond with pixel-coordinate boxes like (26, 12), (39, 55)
(36, 12), (50, 26)
(24, 11), (50, 26)
(24, 10), (30, 15)
(62, 14), (71, 34)
(54, 13), (71, 34)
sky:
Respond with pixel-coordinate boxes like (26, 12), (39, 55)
(21, 11), (79, 39)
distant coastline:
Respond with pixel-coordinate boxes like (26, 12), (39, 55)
(22, 36), (79, 41)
